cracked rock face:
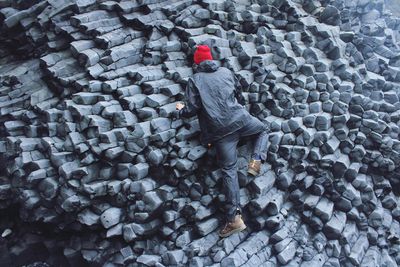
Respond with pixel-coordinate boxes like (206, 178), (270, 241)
(1, 0), (400, 266)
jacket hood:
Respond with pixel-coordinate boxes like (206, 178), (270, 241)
(196, 60), (219, 73)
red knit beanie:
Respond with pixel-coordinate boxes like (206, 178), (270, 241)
(193, 45), (213, 65)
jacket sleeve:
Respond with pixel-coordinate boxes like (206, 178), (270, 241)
(179, 78), (201, 118)
(232, 73), (246, 106)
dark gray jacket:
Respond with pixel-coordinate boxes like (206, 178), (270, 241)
(178, 60), (252, 145)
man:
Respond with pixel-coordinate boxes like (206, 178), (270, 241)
(175, 45), (268, 237)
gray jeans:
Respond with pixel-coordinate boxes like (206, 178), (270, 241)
(214, 116), (268, 221)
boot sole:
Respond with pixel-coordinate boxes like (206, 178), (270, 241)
(247, 169), (259, 176)
(219, 224), (247, 238)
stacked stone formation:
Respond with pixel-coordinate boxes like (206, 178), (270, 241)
(0, 0), (400, 266)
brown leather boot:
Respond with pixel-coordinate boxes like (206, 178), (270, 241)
(219, 215), (247, 238)
(248, 159), (261, 176)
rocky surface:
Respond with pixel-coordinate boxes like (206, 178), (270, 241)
(1, 0), (400, 266)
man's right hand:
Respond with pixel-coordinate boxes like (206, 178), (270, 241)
(176, 102), (185, 110)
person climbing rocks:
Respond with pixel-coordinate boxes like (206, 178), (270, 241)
(175, 45), (269, 238)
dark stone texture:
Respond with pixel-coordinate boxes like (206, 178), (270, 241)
(0, 0), (400, 266)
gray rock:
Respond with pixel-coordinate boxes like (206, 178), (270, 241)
(323, 211), (346, 239)
(78, 208), (100, 226)
(319, 5), (340, 26)
(113, 111), (137, 127)
(130, 163), (149, 179)
(143, 191), (163, 212)
(100, 208), (122, 229)
(348, 234), (369, 266)
(146, 94), (169, 108)
(276, 170), (295, 190)
(277, 240), (297, 265)
(162, 250), (186, 265)
(147, 149), (164, 165)
(249, 171), (276, 196)
(188, 146), (207, 161)
(315, 197), (334, 222)
(196, 218), (219, 236)
(137, 254), (161, 266)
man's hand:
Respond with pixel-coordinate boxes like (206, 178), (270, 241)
(172, 102), (185, 119)
(176, 102), (185, 110)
